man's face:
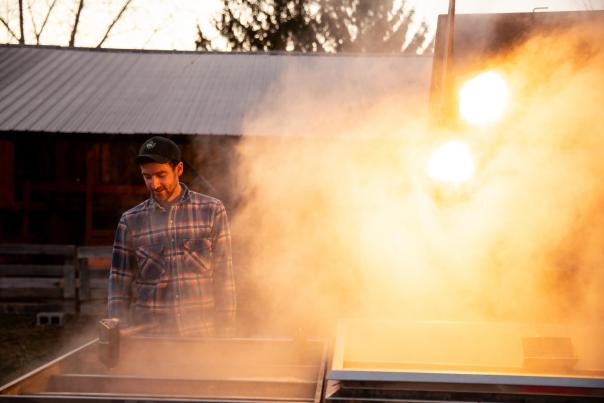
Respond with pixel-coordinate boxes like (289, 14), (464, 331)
(140, 161), (183, 203)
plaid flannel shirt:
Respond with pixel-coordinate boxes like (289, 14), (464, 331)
(108, 184), (236, 336)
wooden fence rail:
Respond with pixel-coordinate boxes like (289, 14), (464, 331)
(0, 244), (77, 314)
(0, 244), (112, 315)
(77, 245), (112, 315)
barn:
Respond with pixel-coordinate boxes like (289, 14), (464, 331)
(0, 45), (433, 245)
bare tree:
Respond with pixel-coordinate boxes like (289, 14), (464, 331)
(142, 11), (176, 49)
(29, 0), (59, 45)
(26, 0), (38, 41)
(0, 13), (19, 42)
(96, 0), (133, 48)
(1, 0), (140, 48)
(18, 0), (24, 43)
(68, 0), (84, 47)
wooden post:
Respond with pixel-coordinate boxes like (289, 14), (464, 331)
(21, 180), (31, 241)
(63, 251), (77, 313)
(76, 245), (113, 315)
(85, 146), (98, 245)
(78, 255), (90, 302)
(0, 140), (14, 208)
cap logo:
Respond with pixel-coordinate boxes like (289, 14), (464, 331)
(146, 140), (156, 150)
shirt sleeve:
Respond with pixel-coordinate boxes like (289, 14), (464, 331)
(211, 202), (236, 336)
(108, 215), (136, 324)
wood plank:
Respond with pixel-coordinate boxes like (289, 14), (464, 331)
(0, 302), (68, 314)
(77, 252), (110, 302)
(1, 201), (46, 211)
(90, 278), (108, 289)
(90, 288), (108, 300)
(46, 374), (317, 399)
(0, 277), (63, 288)
(88, 262), (111, 270)
(84, 147), (96, 245)
(21, 181), (30, 240)
(63, 257), (76, 299)
(76, 246), (112, 258)
(89, 269), (109, 278)
(0, 288), (64, 299)
(79, 301), (106, 316)
(78, 259), (90, 301)
(0, 140), (14, 208)
(0, 264), (66, 276)
(0, 244), (75, 256)
(29, 182), (147, 194)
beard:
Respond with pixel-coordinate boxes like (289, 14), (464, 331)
(153, 188), (171, 201)
(150, 176), (179, 203)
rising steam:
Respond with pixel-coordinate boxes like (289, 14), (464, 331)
(222, 22), (604, 344)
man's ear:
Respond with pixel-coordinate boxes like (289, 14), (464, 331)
(176, 161), (184, 177)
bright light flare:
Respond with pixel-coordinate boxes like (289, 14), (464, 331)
(459, 71), (509, 126)
(427, 140), (475, 185)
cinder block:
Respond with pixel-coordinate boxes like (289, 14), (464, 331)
(36, 311), (65, 326)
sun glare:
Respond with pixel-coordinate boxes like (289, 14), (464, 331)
(426, 140), (475, 185)
(459, 71), (509, 126)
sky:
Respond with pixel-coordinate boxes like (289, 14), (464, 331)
(1, 0), (603, 51)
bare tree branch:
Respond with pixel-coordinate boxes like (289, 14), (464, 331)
(96, 0), (134, 48)
(18, 0), (24, 44)
(27, 0), (39, 44)
(69, 0), (84, 47)
(0, 16), (20, 41)
(37, 0), (59, 44)
(142, 8), (176, 49)
(143, 25), (162, 48)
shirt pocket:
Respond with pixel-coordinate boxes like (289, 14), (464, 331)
(183, 238), (213, 277)
(135, 243), (165, 284)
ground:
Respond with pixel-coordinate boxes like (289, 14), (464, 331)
(0, 314), (100, 387)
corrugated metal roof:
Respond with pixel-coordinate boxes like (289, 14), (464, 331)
(0, 46), (433, 136)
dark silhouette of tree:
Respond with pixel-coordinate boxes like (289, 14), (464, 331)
(18, 0), (24, 44)
(68, 0), (84, 47)
(196, 0), (432, 54)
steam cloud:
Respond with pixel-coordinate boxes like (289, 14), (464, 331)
(223, 22), (604, 349)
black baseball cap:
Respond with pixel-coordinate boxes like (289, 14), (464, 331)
(135, 136), (181, 165)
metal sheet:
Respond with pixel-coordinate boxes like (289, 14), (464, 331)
(329, 369), (604, 389)
(1, 337), (327, 403)
(0, 46), (432, 137)
(328, 319), (604, 391)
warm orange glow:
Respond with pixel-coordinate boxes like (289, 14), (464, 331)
(459, 71), (509, 126)
(229, 25), (604, 353)
(426, 140), (475, 185)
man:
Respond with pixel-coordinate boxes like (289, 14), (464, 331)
(108, 136), (235, 337)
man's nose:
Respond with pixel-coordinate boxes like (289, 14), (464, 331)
(150, 177), (160, 189)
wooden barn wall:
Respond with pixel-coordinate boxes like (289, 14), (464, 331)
(0, 134), (241, 245)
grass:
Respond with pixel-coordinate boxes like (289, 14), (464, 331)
(0, 313), (99, 387)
